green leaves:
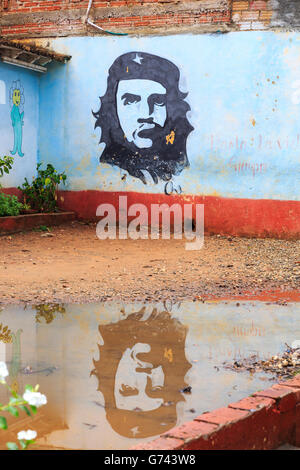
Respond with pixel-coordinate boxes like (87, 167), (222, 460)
(18, 439), (35, 450)
(0, 416), (7, 429)
(6, 406), (19, 417)
(19, 440), (27, 450)
(33, 225), (50, 232)
(6, 442), (19, 450)
(8, 396), (20, 405)
(0, 193), (23, 217)
(0, 368), (46, 451)
(18, 162), (67, 213)
(19, 405), (31, 416)
(1, 371), (43, 451)
(10, 389), (18, 399)
(29, 405), (37, 415)
(0, 156), (14, 178)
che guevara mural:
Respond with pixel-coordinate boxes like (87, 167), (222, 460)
(93, 52), (193, 188)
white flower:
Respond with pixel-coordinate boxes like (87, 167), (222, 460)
(23, 390), (47, 407)
(0, 361), (9, 382)
(17, 430), (37, 441)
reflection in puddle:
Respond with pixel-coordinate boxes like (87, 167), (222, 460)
(0, 323), (13, 343)
(91, 307), (191, 438)
(0, 300), (299, 449)
(34, 304), (66, 324)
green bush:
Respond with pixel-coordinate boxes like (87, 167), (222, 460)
(18, 163), (67, 213)
(0, 193), (23, 217)
(0, 156), (14, 180)
(0, 156), (22, 216)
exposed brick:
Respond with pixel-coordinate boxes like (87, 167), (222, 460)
(232, 12), (241, 22)
(279, 376), (300, 389)
(130, 380), (299, 451)
(277, 385), (300, 401)
(238, 21), (251, 30)
(253, 386), (298, 413)
(250, 20), (265, 30)
(110, 1), (127, 6)
(250, 0), (267, 10)
(163, 420), (218, 443)
(232, 1), (249, 11)
(254, 386), (292, 399)
(130, 404), (282, 450)
(259, 10), (272, 21)
(242, 10), (259, 20)
(195, 407), (250, 426)
(211, 406), (280, 450)
(131, 437), (184, 450)
(229, 395), (275, 411)
(0, 1), (234, 38)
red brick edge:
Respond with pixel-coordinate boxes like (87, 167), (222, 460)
(0, 211), (75, 234)
(131, 376), (300, 450)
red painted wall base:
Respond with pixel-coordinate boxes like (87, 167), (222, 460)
(3, 188), (300, 240)
(0, 211), (75, 234)
(57, 190), (300, 240)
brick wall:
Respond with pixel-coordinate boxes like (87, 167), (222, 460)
(231, 1), (272, 31)
(0, 0), (233, 37)
(0, 1), (299, 39)
(131, 376), (300, 450)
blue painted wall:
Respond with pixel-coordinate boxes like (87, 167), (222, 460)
(0, 63), (39, 188)
(36, 33), (300, 201)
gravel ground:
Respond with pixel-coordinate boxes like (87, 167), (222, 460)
(0, 221), (299, 305)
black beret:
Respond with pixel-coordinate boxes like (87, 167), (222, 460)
(107, 52), (180, 91)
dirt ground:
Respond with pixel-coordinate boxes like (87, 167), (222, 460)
(0, 221), (300, 305)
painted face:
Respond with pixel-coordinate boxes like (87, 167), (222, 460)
(12, 88), (21, 106)
(114, 342), (165, 411)
(116, 79), (167, 149)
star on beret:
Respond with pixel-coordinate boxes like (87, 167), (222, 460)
(132, 53), (143, 65)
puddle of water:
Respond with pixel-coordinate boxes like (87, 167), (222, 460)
(0, 300), (299, 450)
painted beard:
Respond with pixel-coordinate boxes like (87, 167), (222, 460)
(100, 121), (188, 184)
(132, 120), (165, 148)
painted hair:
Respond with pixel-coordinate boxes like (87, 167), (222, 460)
(93, 52), (194, 184)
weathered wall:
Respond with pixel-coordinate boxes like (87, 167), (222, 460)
(2, 4), (300, 237)
(0, 0), (232, 37)
(0, 0), (276, 37)
(232, 1), (273, 30)
(3, 1), (300, 37)
(37, 35), (299, 190)
(0, 63), (39, 187)
(34, 32), (300, 237)
(1, 0), (299, 37)
(270, 0), (300, 29)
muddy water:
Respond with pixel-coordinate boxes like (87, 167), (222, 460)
(0, 300), (299, 450)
